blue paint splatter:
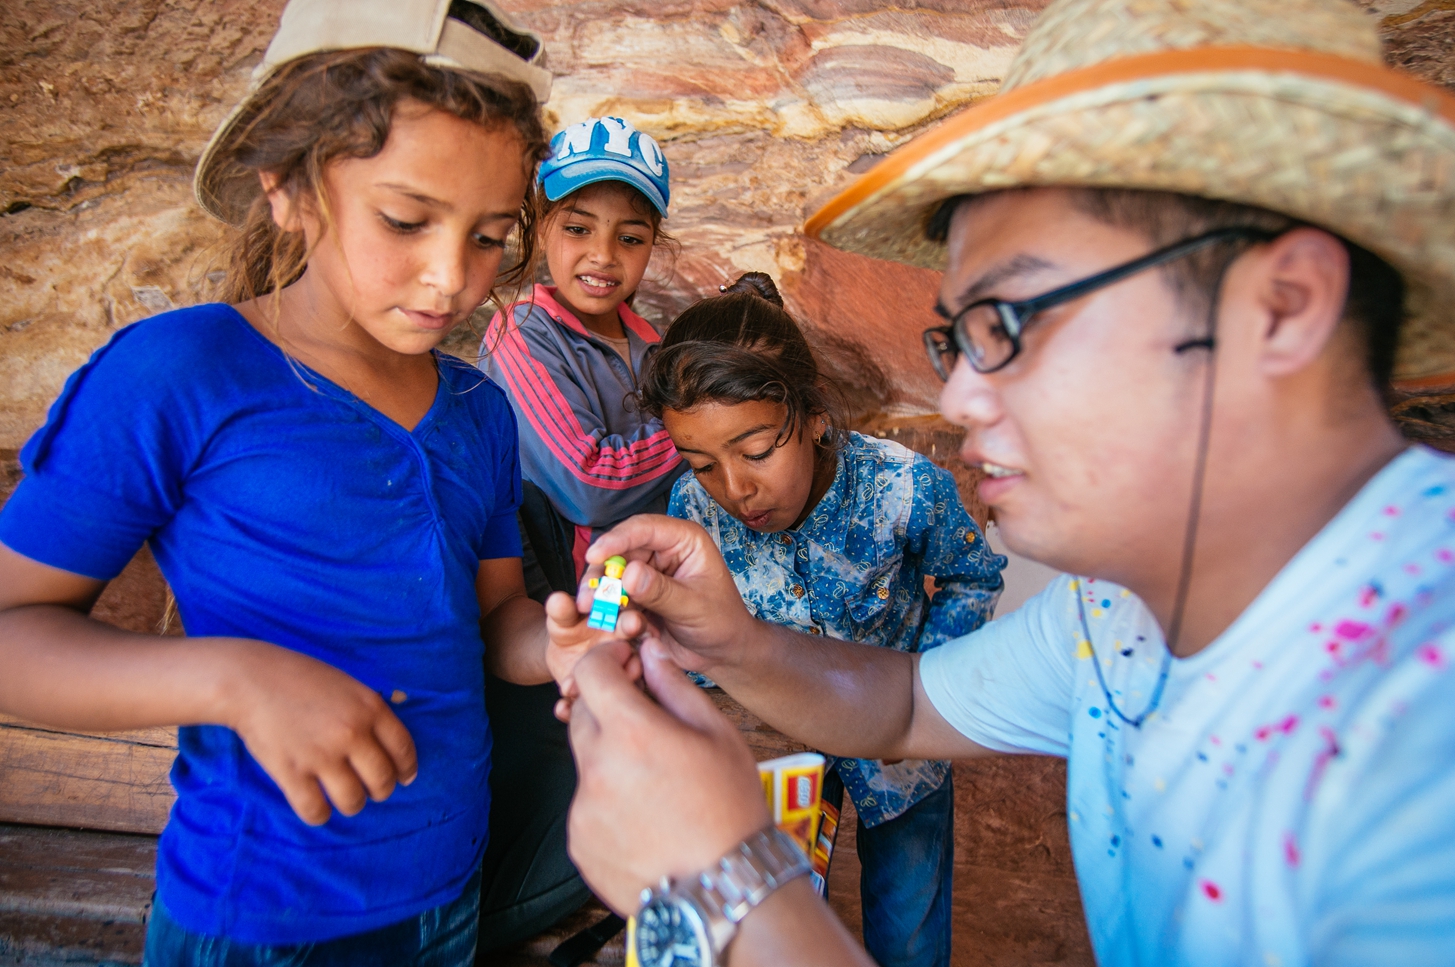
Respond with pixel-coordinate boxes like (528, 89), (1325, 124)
(1089, 707), (1102, 718)
(1152, 836), (1163, 848)
(1111, 835), (1120, 846)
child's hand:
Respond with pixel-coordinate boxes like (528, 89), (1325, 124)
(219, 640), (418, 826)
(544, 591), (636, 692)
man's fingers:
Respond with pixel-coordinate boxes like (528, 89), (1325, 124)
(619, 558), (682, 615)
(571, 640), (664, 743)
(372, 711), (418, 786)
(611, 608), (647, 639)
(585, 514), (697, 569)
(639, 637), (728, 733)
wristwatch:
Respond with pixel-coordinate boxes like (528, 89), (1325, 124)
(633, 825), (811, 967)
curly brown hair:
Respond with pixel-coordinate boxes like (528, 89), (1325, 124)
(213, 47), (550, 312)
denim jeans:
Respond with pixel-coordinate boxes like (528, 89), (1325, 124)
(855, 774), (954, 967)
(143, 864), (481, 967)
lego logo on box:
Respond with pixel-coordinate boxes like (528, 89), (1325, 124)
(758, 752), (825, 855)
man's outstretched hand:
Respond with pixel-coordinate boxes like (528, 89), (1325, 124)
(564, 637), (771, 914)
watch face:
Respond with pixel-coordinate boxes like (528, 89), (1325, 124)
(635, 898), (709, 967)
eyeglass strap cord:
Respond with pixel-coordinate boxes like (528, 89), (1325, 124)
(1074, 237), (1251, 728)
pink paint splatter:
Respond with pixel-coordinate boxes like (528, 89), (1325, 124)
(1370, 531), (1386, 541)
(1317, 695), (1336, 710)
(1305, 726), (1341, 801)
(1438, 549), (1454, 564)
(1385, 603), (1408, 629)
(1405, 563), (1422, 575)
(1283, 832), (1301, 867)
(1417, 643), (1447, 670)
(1383, 505), (1400, 517)
(1210, 735), (1222, 746)
(1358, 585), (1380, 608)
(1336, 620), (1372, 640)
(1222, 763), (1235, 776)
(1254, 715), (1299, 742)
(1252, 660), (1264, 670)
(1309, 622), (1323, 633)
(1205, 673), (1218, 682)
(1201, 880), (1223, 902)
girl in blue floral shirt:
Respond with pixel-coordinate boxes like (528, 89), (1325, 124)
(637, 273), (1005, 967)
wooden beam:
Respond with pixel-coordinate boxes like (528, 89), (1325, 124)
(0, 717), (175, 835)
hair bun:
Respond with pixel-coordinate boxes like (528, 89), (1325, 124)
(721, 271), (783, 308)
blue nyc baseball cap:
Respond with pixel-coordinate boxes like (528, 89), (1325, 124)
(539, 117), (670, 216)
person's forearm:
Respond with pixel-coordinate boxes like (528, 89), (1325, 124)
(728, 878), (875, 967)
(482, 594), (553, 685)
(0, 604), (247, 732)
(701, 621), (918, 761)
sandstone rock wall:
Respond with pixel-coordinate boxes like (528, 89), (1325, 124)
(7, 1), (1449, 450)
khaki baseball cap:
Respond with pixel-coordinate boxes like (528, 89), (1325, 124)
(195, 0), (552, 224)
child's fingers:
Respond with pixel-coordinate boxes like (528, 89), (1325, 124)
(317, 762), (369, 818)
(277, 770), (334, 827)
(576, 565), (604, 612)
(372, 711), (418, 786)
(545, 590), (586, 627)
(348, 740), (402, 803)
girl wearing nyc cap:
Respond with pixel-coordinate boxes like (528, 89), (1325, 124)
(481, 116), (685, 597)
(0, 1), (606, 962)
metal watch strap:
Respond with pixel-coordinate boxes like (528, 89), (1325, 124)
(680, 826), (812, 955)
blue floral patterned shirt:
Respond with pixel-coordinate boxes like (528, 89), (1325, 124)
(668, 432), (1006, 826)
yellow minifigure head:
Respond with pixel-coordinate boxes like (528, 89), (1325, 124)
(603, 555), (627, 579)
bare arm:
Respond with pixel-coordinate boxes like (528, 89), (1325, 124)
(478, 557), (550, 685)
(552, 515), (995, 762)
(479, 556), (626, 686)
(0, 543), (417, 825)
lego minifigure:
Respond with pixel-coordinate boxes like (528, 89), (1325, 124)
(587, 555), (630, 631)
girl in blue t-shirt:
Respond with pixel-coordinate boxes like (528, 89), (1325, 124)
(636, 273), (1006, 967)
(0, 4), (603, 964)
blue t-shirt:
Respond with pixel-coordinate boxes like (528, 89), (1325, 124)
(0, 304), (522, 944)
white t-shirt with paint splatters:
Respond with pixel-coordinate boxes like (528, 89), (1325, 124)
(921, 446), (1455, 966)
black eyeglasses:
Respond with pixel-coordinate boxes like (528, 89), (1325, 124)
(922, 226), (1277, 379)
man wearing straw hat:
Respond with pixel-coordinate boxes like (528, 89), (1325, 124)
(543, 0), (1455, 964)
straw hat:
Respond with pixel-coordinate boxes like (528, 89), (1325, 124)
(194, 0), (551, 226)
(803, 0), (1455, 385)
